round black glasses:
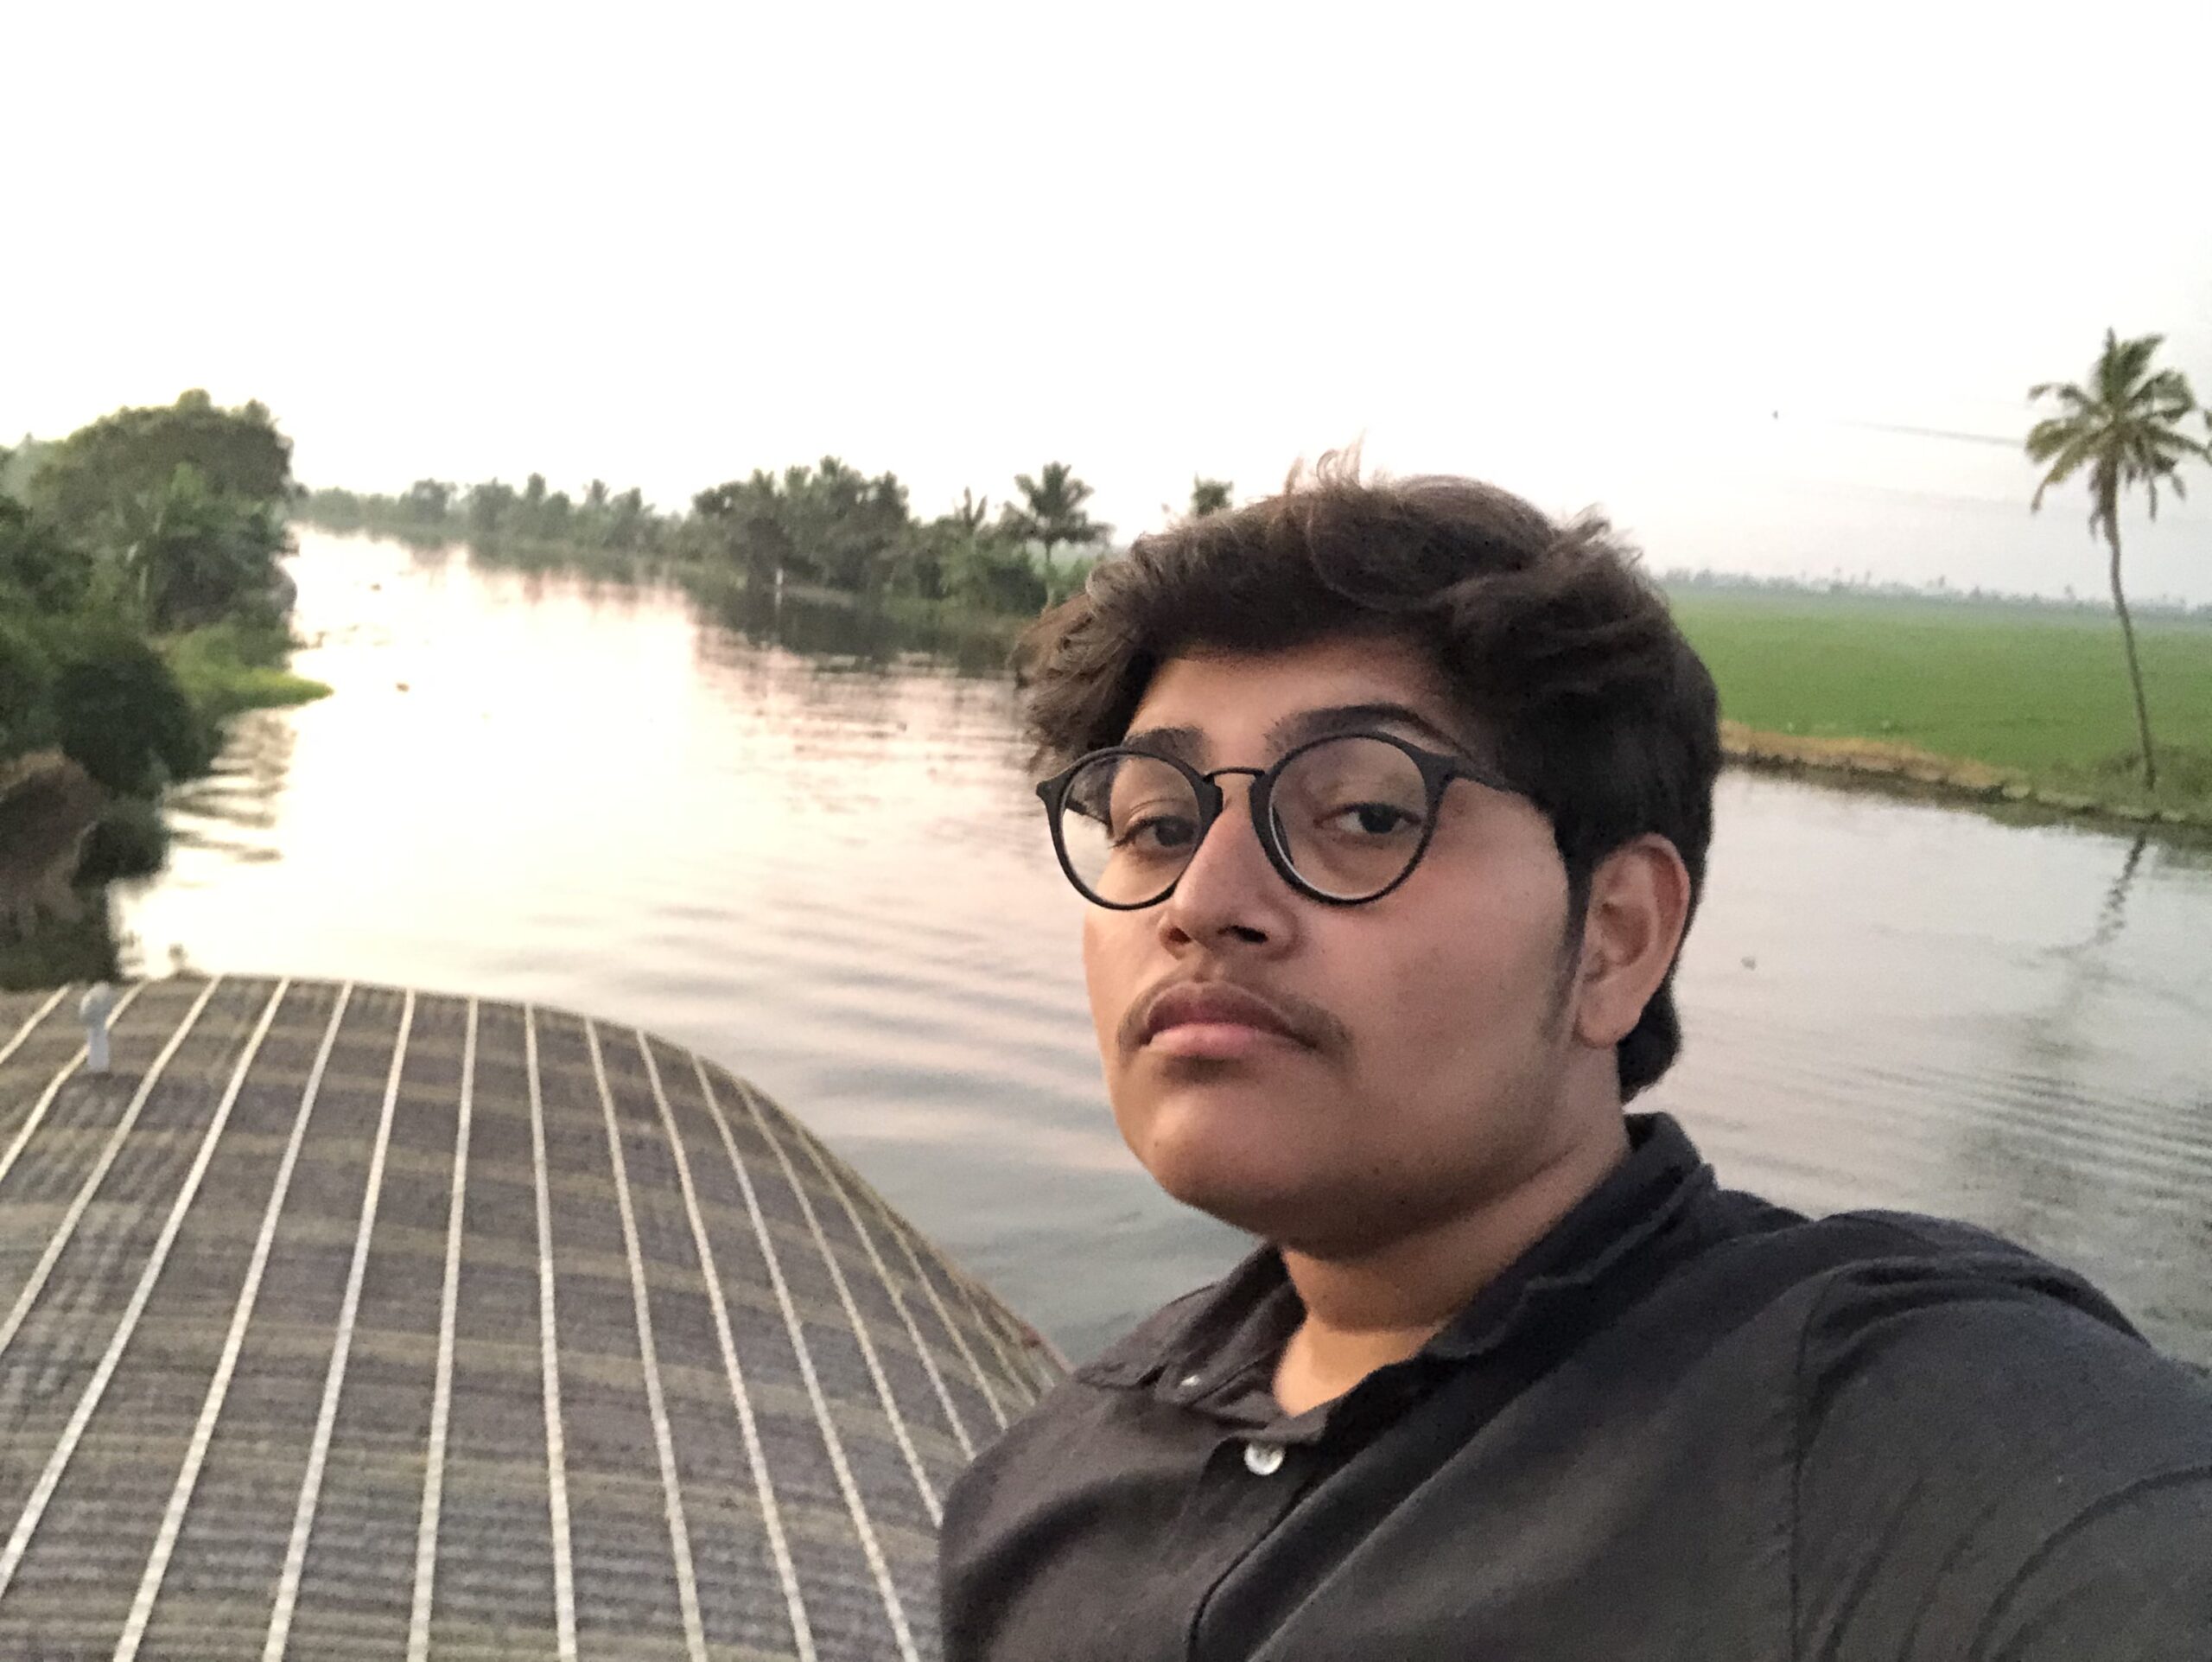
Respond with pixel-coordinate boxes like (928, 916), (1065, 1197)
(1035, 730), (1526, 910)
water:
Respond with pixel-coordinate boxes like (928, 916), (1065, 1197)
(117, 531), (2212, 1366)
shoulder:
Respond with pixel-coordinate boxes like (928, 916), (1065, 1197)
(1777, 1209), (2212, 1658)
(1783, 1206), (2208, 1465)
(1785, 1207), (2169, 1382)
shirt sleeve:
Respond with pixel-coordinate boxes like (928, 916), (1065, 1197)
(1789, 1251), (2212, 1662)
(1971, 1474), (2212, 1661)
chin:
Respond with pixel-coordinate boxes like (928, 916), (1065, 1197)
(1145, 1162), (1296, 1237)
(1117, 1078), (1319, 1228)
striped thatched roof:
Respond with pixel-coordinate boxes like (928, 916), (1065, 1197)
(0, 977), (1066, 1659)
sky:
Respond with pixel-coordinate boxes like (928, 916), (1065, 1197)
(6, 0), (2211, 602)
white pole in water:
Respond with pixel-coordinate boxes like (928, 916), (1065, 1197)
(79, 984), (116, 1073)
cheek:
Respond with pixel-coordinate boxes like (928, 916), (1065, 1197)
(1354, 853), (1567, 1062)
(1081, 912), (1144, 1060)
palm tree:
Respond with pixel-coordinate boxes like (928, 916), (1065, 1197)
(1190, 477), (1233, 518)
(110, 463), (289, 632)
(2025, 329), (2209, 792)
(1002, 462), (1108, 570)
(950, 487), (991, 537)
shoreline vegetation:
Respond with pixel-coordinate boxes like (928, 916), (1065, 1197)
(2, 392), (330, 987)
(1717, 723), (2212, 832)
(299, 455), (1133, 617)
(296, 481), (2212, 837)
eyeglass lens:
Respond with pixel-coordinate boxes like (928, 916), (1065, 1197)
(1055, 735), (1432, 906)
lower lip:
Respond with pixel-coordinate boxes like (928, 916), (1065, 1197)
(1145, 1022), (1297, 1060)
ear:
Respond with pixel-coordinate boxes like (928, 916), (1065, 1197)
(1571, 835), (1694, 1051)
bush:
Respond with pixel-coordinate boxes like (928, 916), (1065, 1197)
(77, 794), (169, 884)
(46, 617), (207, 794)
(0, 897), (121, 991)
(945, 539), (1047, 614)
(0, 611), (57, 759)
(0, 497), (94, 614)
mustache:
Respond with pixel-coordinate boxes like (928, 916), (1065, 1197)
(1117, 971), (1352, 1060)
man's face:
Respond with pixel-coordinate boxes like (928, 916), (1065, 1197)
(1081, 635), (1592, 1258)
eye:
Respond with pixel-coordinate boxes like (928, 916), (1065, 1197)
(1325, 800), (1422, 837)
(1113, 812), (1198, 855)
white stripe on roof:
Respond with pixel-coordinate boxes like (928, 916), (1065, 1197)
(696, 1067), (918, 1662)
(0, 986), (68, 1069)
(0, 982), (146, 1200)
(842, 1178), (1010, 1430)
(112, 983), (353, 1662)
(0, 977), (286, 1602)
(0, 977), (215, 1368)
(786, 1121), (977, 1458)
(585, 1020), (709, 1662)
(945, 1256), (1053, 1400)
(641, 1040), (815, 1661)
(741, 1089), (941, 1524)
(524, 1005), (578, 1662)
(407, 997), (477, 1662)
(261, 987), (416, 1662)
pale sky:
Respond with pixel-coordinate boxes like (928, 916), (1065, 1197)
(7, 1), (2210, 600)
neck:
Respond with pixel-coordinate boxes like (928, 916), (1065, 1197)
(1273, 1110), (1630, 1401)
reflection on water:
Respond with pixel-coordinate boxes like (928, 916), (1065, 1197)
(167, 713), (293, 856)
(117, 531), (2212, 1366)
(687, 570), (1029, 678)
(2087, 833), (2150, 953)
(1653, 780), (2212, 1366)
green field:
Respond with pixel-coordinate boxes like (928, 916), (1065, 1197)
(1666, 590), (2212, 818)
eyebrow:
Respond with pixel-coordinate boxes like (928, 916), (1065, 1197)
(1121, 702), (1477, 765)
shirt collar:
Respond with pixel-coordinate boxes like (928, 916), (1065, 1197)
(1076, 1111), (1713, 1395)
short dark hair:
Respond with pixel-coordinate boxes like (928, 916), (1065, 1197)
(1015, 456), (1721, 1098)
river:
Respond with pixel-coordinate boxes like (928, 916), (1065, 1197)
(115, 530), (2212, 1367)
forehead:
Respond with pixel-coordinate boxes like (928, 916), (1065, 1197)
(1122, 636), (1474, 759)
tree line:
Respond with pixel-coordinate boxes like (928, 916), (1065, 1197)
(299, 462), (1238, 614)
(302, 473), (671, 558)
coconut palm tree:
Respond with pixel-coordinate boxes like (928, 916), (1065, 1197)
(1002, 462), (1108, 570)
(950, 487), (992, 538)
(1190, 477), (1233, 518)
(2025, 329), (2209, 792)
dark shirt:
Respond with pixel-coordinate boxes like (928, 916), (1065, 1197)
(938, 1113), (2212, 1660)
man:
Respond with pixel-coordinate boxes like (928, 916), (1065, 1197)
(938, 463), (2212, 1660)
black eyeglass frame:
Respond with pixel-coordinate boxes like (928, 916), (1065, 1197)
(1034, 729), (1530, 910)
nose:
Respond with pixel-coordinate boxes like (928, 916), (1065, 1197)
(1156, 773), (1294, 950)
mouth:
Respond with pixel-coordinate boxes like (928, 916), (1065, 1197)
(1136, 981), (1308, 1060)
(1145, 1021), (1299, 1061)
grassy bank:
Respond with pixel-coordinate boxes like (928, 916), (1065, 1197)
(1670, 590), (2212, 825)
(164, 618), (332, 729)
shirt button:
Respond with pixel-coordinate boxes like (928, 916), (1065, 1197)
(1243, 1442), (1286, 1476)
